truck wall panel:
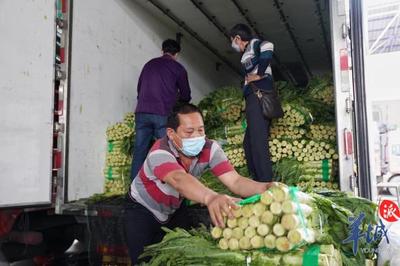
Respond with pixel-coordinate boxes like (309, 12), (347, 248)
(0, 0), (55, 207)
(67, 0), (240, 201)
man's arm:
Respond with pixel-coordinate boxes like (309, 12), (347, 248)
(217, 170), (274, 198)
(136, 72), (143, 100)
(256, 41), (274, 77)
(208, 141), (272, 196)
(163, 170), (237, 228)
(177, 68), (191, 102)
(256, 53), (272, 77)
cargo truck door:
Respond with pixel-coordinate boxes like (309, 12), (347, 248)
(0, 0), (56, 207)
(350, 0), (400, 201)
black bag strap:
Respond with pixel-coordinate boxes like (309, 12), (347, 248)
(249, 82), (260, 92)
(249, 82), (264, 99)
(253, 39), (262, 59)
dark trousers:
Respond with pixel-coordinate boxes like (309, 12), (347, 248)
(123, 199), (191, 265)
(243, 92), (273, 182)
(130, 113), (168, 180)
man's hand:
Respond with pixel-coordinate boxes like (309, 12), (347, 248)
(264, 182), (279, 191)
(204, 194), (238, 228)
(218, 170), (282, 198)
(245, 74), (261, 83)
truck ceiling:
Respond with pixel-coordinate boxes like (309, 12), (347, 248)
(137, 0), (333, 85)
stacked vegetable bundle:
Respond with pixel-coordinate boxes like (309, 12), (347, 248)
(269, 139), (338, 163)
(141, 186), (379, 266)
(211, 186), (321, 253)
(274, 78), (339, 191)
(307, 77), (335, 106)
(274, 103), (313, 127)
(198, 77), (339, 192)
(199, 87), (245, 131)
(307, 124), (337, 142)
(270, 125), (306, 140)
(103, 112), (135, 195)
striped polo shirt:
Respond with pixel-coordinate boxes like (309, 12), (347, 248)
(241, 38), (274, 81)
(129, 136), (234, 222)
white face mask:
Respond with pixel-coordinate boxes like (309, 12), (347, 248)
(231, 40), (241, 52)
(180, 136), (206, 157)
(173, 133), (206, 157)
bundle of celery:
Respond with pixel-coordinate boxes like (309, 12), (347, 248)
(198, 87), (244, 131)
(307, 124), (336, 143)
(275, 80), (303, 103)
(227, 134), (244, 145)
(273, 158), (339, 192)
(211, 185), (325, 253)
(103, 166), (130, 195)
(302, 76), (336, 124)
(106, 122), (134, 142)
(274, 104), (313, 127)
(269, 139), (338, 163)
(123, 111), (135, 126)
(208, 123), (246, 140)
(102, 112), (135, 195)
(270, 125), (306, 140)
(224, 146), (246, 168)
(297, 181), (339, 191)
(311, 193), (379, 265)
(306, 76), (334, 106)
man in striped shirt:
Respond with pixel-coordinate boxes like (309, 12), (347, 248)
(124, 103), (275, 264)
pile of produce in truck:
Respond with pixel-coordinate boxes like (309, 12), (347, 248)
(198, 77), (340, 192)
(102, 112), (135, 195)
(140, 184), (379, 266)
(93, 78), (338, 201)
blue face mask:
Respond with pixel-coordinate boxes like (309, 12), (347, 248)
(177, 135), (206, 157)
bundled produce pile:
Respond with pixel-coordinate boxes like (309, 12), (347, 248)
(270, 125), (306, 140)
(274, 103), (313, 127)
(307, 77), (335, 106)
(199, 86), (245, 131)
(102, 112), (135, 195)
(269, 139), (338, 162)
(198, 77), (339, 192)
(210, 186), (325, 253)
(271, 78), (338, 191)
(198, 87), (249, 180)
(307, 124), (337, 142)
(141, 185), (379, 266)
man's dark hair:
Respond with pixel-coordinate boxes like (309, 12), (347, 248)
(162, 39), (181, 55)
(167, 103), (204, 131)
(229, 24), (253, 41)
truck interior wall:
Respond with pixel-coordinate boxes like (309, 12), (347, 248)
(67, 0), (241, 201)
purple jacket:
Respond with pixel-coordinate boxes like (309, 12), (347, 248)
(135, 54), (192, 116)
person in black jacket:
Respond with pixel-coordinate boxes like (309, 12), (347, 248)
(229, 23), (274, 182)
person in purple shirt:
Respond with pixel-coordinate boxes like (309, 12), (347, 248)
(131, 39), (192, 180)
